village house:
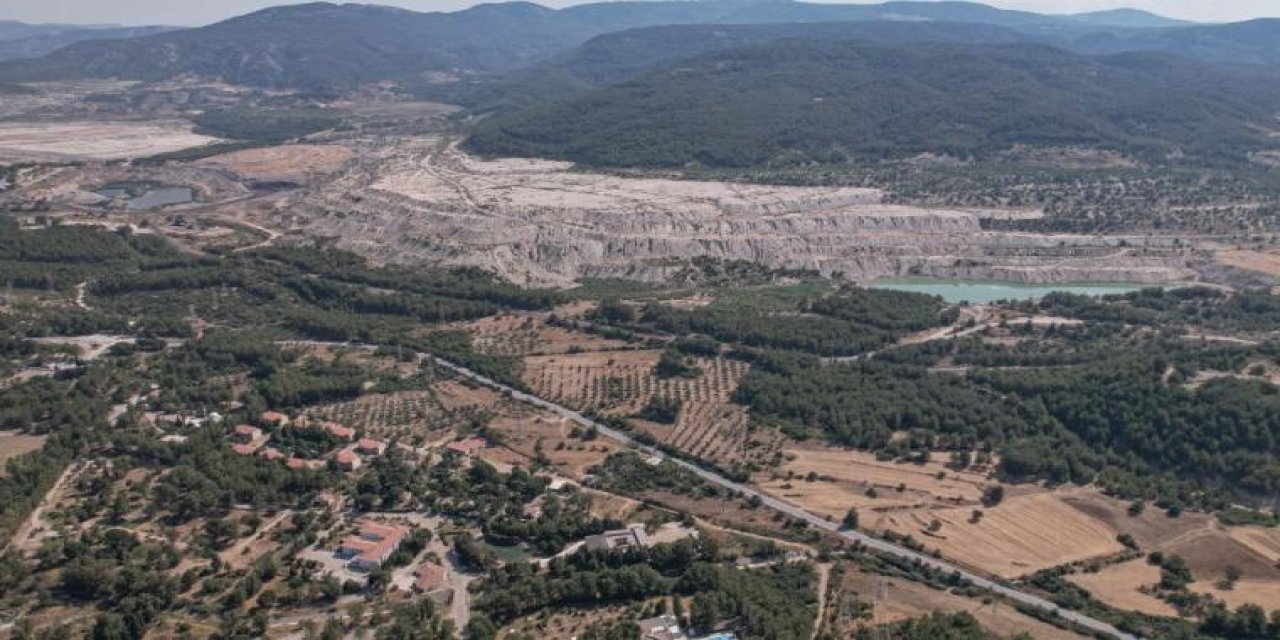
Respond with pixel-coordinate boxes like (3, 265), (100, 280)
(357, 438), (387, 456)
(232, 424), (262, 442)
(231, 443), (257, 456)
(335, 449), (362, 471)
(445, 437), (486, 456)
(413, 562), (447, 593)
(337, 520), (409, 571)
(585, 524), (649, 552)
(322, 422), (356, 441)
(259, 447), (286, 461)
(260, 411), (290, 427)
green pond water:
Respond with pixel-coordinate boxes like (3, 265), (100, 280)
(870, 277), (1150, 304)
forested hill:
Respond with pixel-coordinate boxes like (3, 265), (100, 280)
(1, 0), (1256, 90)
(450, 20), (1034, 115)
(464, 39), (1280, 168)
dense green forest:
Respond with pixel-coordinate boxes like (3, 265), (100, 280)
(612, 283), (949, 357)
(466, 40), (1280, 168)
(735, 335), (1280, 505)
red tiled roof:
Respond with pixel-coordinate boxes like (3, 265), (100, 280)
(286, 457), (309, 469)
(260, 411), (289, 424)
(259, 448), (285, 461)
(358, 438), (384, 452)
(445, 438), (486, 454)
(233, 424), (260, 437)
(231, 443), (256, 455)
(336, 450), (359, 465)
(324, 422), (356, 439)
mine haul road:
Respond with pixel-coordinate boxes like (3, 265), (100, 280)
(286, 340), (1139, 640)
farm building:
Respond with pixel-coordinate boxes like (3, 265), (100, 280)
(585, 524), (649, 552)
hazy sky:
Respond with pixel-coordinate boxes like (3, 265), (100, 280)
(2, 0), (1276, 27)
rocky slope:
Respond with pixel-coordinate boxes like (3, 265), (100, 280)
(281, 139), (1195, 287)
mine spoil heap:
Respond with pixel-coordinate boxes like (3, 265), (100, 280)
(285, 139), (1193, 287)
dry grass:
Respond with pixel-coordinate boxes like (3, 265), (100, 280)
(839, 568), (1087, 639)
(1058, 490), (1215, 551)
(873, 492), (1124, 579)
(484, 412), (621, 479)
(777, 447), (992, 503)
(431, 380), (502, 412)
(1214, 249), (1280, 277)
(1193, 580), (1280, 611)
(1068, 560), (1177, 617)
(0, 431), (46, 469)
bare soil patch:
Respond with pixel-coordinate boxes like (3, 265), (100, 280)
(1214, 249), (1280, 277)
(839, 568), (1086, 639)
(0, 431), (46, 469)
(0, 121), (217, 161)
(873, 492), (1123, 579)
(431, 380), (502, 412)
(1068, 560), (1177, 617)
(199, 144), (352, 181)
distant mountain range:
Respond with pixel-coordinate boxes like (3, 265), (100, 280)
(0, 20), (174, 61)
(4, 0), (1276, 89)
(1064, 8), (1190, 29)
(464, 39), (1280, 168)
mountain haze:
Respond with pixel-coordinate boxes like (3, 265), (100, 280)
(0, 0), (1247, 89)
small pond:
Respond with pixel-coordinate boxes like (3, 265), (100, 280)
(870, 277), (1151, 304)
(95, 183), (195, 211)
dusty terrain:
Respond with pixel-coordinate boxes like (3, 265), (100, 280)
(198, 144), (353, 182)
(0, 121), (217, 161)
(1067, 560), (1177, 617)
(284, 138), (1197, 286)
(840, 569), (1087, 639)
(0, 431), (46, 469)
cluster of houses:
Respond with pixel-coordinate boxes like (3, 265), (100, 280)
(228, 411), (388, 472)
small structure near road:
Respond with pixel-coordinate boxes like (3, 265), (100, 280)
(232, 424), (262, 442)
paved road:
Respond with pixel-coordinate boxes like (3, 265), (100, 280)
(422, 353), (1140, 640)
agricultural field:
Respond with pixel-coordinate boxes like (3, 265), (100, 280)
(523, 348), (759, 464)
(872, 492), (1125, 579)
(1068, 560), (1179, 617)
(756, 447), (995, 520)
(484, 410), (623, 478)
(837, 568), (1088, 639)
(303, 389), (448, 440)
(461, 313), (632, 357)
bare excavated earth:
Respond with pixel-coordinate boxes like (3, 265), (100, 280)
(276, 138), (1197, 287)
